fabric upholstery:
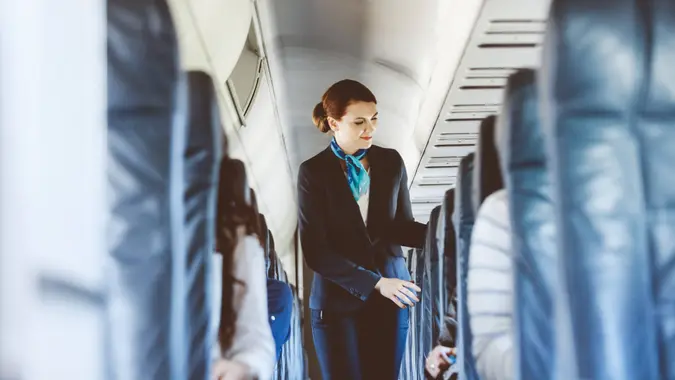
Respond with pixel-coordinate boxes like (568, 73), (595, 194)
(540, 0), (675, 378)
(453, 153), (479, 380)
(107, 1), (185, 378)
(497, 68), (556, 380)
(473, 116), (503, 214)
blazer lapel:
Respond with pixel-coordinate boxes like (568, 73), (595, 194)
(366, 146), (384, 242)
(322, 148), (372, 243)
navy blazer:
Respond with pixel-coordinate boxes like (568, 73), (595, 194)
(298, 145), (427, 312)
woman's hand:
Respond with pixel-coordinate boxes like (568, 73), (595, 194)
(374, 278), (421, 308)
(211, 358), (253, 380)
(425, 346), (455, 379)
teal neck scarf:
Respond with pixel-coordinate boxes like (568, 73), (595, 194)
(330, 138), (370, 201)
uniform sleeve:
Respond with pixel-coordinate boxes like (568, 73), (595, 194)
(381, 150), (427, 248)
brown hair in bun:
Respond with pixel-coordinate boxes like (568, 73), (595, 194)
(311, 79), (377, 134)
(312, 102), (330, 133)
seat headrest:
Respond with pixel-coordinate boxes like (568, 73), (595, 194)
(439, 188), (455, 249)
(187, 71), (214, 127)
(472, 115), (503, 214)
(442, 188), (456, 252)
(444, 188), (455, 215)
(186, 70), (228, 157)
(496, 69), (541, 173)
(108, 0), (177, 111)
(453, 153), (476, 230)
(429, 205), (442, 236)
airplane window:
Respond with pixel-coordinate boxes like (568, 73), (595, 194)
(226, 20), (264, 126)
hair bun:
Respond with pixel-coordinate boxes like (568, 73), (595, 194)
(312, 102), (330, 133)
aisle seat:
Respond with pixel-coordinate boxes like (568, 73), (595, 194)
(540, 0), (675, 378)
(453, 153), (479, 380)
(497, 68), (556, 380)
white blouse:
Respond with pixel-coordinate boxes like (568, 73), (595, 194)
(211, 232), (276, 380)
(357, 173), (370, 224)
(467, 189), (514, 380)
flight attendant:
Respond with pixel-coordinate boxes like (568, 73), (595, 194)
(297, 79), (427, 379)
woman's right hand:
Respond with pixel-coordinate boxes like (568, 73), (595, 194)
(374, 278), (421, 308)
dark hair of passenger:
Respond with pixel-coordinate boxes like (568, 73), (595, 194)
(215, 157), (264, 351)
(312, 79), (377, 133)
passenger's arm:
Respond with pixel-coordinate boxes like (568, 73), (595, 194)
(226, 236), (276, 380)
(382, 152), (427, 248)
(467, 191), (514, 380)
(297, 162), (381, 301)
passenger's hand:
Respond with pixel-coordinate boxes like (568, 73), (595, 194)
(374, 277), (421, 308)
(425, 346), (455, 379)
(211, 358), (252, 380)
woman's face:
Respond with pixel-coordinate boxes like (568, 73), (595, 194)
(328, 101), (378, 154)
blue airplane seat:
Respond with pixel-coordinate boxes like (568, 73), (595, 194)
(496, 68), (556, 380)
(453, 153), (479, 380)
(472, 115), (503, 214)
(540, 0), (675, 378)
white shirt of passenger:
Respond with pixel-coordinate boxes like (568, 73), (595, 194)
(211, 230), (276, 380)
(467, 189), (514, 380)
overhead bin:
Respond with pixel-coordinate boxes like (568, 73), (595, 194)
(170, 0), (252, 80)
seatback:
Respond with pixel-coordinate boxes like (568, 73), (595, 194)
(183, 71), (223, 379)
(473, 116), (504, 214)
(401, 247), (424, 378)
(437, 188), (458, 348)
(540, 0), (675, 378)
(497, 69), (556, 380)
(442, 189), (457, 314)
(432, 202), (447, 346)
(107, 1), (184, 378)
(453, 153), (479, 380)
(422, 206), (441, 361)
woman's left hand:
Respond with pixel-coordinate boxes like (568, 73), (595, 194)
(211, 358), (253, 380)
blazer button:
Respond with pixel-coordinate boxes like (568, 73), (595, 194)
(271, 315), (276, 321)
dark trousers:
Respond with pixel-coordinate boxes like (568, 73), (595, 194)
(311, 294), (410, 380)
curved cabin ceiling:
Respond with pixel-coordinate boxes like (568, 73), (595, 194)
(256, 0), (483, 178)
(409, 0), (551, 222)
(169, 0), (489, 274)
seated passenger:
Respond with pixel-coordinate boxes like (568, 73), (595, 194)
(212, 158), (275, 380)
(466, 189), (513, 380)
(249, 189), (294, 359)
(425, 289), (458, 379)
(425, 345), (457, 380)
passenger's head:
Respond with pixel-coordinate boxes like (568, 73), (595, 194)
(312, 79), (378, 154)
(216, 158), (263, 248)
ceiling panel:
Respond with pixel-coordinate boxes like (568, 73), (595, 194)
(410, 0), (551, 220)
